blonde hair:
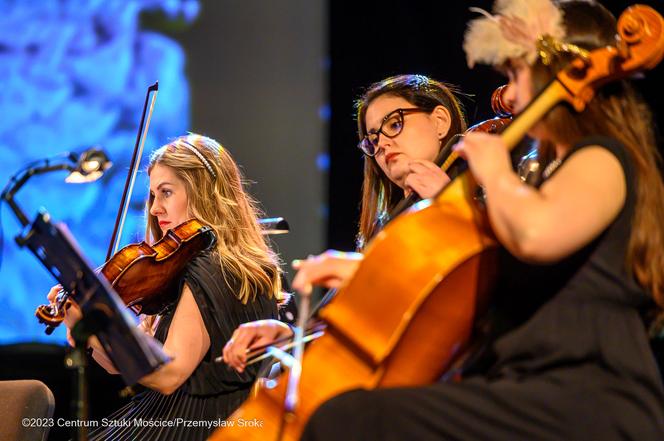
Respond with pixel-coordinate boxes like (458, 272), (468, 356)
(146, 133), (282, 304)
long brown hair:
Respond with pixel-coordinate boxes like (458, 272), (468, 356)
(531, 1), (664, 318)
(354, 74), (467, 248)
(146, 134), (282, 304)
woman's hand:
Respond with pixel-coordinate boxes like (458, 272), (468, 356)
(222, 319), (293, 373)
(291, 250), (364, 295)
(47, 285), (83, 347)
(46, 285), (59, 304)
(403, 159), (451, 199)
(453, 132), (513, 187)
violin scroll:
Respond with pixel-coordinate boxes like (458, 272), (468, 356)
(35, 219), (216, 331)
(490, 84), (513, 117)
(36, 297), (66, 334)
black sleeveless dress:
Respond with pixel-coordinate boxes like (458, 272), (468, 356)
(301, 136), (664, 441)
(88, 251), (278, 441)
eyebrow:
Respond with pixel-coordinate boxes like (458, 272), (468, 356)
(150, 181), (174, 193)
(368, 109), (402, 132)
(366, 116), (387, 134)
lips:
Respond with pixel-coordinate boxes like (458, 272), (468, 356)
(159, 221), (171, 228)
(385, 152), (400, 164)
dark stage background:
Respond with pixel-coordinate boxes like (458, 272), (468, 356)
(327, 0), (664, 251)
(0, 1), (662, 440)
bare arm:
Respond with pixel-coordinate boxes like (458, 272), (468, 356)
(222, 250), (364, 373)
(87, 335), (120, 374)
(57, 301), (121, 375)
(457, 133), (626, 263)
(48, 284), (210, 388)
(46, 284), (119, 374)
(49, 284), (209, 390)
(222, 319), (294, 373)
(138, 283), (210, 395)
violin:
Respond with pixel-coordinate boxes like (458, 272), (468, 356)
(211, 5), (664, 441)
(36, 216), (285, 332)
(35, 219), (216, 331)
(34, 82), (217, 334)
(100, 220), (215, 315)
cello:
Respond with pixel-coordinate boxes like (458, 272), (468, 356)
(212, 6), (664, 440)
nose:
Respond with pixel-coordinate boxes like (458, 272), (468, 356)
(150, 199), (164, 217)
(375, 134), (394, 156)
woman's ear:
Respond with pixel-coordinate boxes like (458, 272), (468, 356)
(431, 105), (452, 140)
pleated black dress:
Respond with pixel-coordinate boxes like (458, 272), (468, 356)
(88, 251), (278, 441)
(301, 137), (664, 441)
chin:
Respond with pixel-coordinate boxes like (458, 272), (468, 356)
(391, 178), (407, 191)
(390, 170), (409, 186)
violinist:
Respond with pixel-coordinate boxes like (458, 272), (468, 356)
(47, 134), (283, 440)
(222, 74), (469, 370)
(296, 1), (664, 440)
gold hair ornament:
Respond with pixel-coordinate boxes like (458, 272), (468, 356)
(536, 34), (590, 66)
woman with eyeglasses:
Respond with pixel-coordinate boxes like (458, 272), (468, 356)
(354, 75), (467, 248)
(296, 0), (663, 440)
(223, 0), (664, 438)
(221, 75), (469, 371)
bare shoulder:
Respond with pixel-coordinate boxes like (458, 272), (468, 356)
(541, 145), (626, 205)
(519, 145), (627, 263)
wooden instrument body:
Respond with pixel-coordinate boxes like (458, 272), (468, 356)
(214, 175), (497, 441)
(214, 7), (664, 439)
(103, 219), (216, 315)
(35, 219), (215, 327)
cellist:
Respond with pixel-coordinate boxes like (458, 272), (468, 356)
(46, 134), (282, 440)
(222, 74), (470, 369)
(295, 0), (664, 440)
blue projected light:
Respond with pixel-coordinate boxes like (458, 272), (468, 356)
(0, 0), (198, 344)
(316, 152), (330, 171)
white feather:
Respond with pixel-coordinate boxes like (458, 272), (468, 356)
(464, 0), (565, 68)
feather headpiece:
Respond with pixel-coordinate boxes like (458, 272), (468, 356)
(463, 0), (566, 68)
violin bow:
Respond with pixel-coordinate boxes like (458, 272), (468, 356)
(106, 82), (159, 261)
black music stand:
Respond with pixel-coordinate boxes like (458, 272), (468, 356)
(13, 210), (170, 440)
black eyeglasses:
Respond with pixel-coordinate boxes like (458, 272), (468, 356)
(358, 108), (429, 156)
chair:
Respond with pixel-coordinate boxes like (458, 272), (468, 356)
(0, 380), (55, 441)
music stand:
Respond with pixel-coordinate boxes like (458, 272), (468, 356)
(14, 211), (170, 440)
